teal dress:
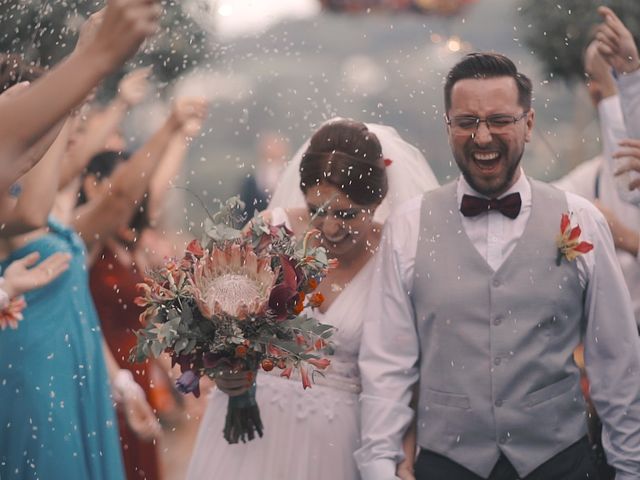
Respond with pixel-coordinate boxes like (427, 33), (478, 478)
(0, 220), (124, 479)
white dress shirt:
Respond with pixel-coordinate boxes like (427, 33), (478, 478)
(356, 173), (640, 480)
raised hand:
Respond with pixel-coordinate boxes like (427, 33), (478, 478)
(595, 6), (640, 75)
(2, 252), (71, 299)
(614, 139), (640, 191)
(78, 0), (162, 74)
(117, 67), (151, 106)
(169, 97), (208, 137)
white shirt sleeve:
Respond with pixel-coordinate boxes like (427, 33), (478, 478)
(567, 193), (640, 478)
(601, 69), (640, 205)
(355, 198), (422, 480)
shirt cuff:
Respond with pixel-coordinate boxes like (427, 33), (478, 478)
(358, 459), (400, 480)
(616, 67), (640, 91)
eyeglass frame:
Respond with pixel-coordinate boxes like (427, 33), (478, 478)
(445, 111), (530, 135)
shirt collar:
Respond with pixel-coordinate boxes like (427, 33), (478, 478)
(457, 168), (531, 206)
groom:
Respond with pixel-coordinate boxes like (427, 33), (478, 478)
(355, 52), (640, 479)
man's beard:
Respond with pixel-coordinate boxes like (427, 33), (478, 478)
(456, 141), (524, 197)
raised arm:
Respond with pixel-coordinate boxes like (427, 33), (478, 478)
(59, 67), (152, 189)
(595, 6), (640, 204)
(0, 0), (161, 191)
(71, 97), (207, 251)
(147, 97), (206, 224)
(0, 118), (71, 236)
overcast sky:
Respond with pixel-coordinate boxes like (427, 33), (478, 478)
(211, 0), (320, 39)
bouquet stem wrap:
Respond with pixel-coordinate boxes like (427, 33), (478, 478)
(224, 383), (263, 444)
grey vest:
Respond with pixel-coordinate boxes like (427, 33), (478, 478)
(411, 180), (587, 478)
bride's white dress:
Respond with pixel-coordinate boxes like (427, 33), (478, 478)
(187, 209), (373, 480)
(187, 120), (438, 479)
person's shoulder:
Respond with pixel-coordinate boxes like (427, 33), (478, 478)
(562, 190), (610, 234)
(564, 190), (602, 217)
(388, 194), (423, 223)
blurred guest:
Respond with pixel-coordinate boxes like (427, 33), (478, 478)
(73, 99), (205, 480)
(0, 106), (131, 479)
(554, 7), (640, 328)
(239, 131), (289, 221)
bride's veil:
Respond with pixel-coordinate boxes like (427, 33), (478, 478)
(268, 117), (440, 222)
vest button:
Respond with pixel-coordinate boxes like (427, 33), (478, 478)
(493, 357), (501, 366)
(492, 279), (501, 287)
(493, 316), (503, 326)
(494, 399), (503, 407)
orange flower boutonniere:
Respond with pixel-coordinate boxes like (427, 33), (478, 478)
(556, 213), (594, 266)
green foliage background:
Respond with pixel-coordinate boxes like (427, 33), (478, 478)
(519, 0), (640, 84)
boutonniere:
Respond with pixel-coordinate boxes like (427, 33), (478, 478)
(555, 213), (594, 266)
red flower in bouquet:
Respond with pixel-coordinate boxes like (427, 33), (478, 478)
(556, 213), (594, 265)
(186, 239), (205, 258)
(268, 255), (300, 319)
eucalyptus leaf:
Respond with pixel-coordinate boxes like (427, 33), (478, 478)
(151, 341), (165, 358)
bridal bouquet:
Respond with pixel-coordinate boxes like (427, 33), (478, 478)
(131, 197), (335, 443)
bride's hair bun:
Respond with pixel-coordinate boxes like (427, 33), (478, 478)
(299, 119), (388, 205)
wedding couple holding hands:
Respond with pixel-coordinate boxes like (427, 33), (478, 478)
(187, 6), (640, 480)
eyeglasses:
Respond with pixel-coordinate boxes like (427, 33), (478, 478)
(445, 111), (529, 135)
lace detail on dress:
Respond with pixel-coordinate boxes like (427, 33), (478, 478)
(259, 373), (358, 422)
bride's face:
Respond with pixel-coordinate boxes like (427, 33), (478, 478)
(304, 183), (377, 259)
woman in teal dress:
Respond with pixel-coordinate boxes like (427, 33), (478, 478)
(0, 219), (125, 480)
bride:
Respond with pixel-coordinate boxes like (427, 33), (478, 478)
(186, 118), (438, 479)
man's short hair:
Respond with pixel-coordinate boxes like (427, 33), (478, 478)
(444, 52), (533, 112)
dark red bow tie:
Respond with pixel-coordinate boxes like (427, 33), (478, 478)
(460, 192), (522, 219)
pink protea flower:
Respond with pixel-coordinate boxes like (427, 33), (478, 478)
(190, 244), (276, 320)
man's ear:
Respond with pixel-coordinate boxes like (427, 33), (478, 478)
(524, 108), (535, 143)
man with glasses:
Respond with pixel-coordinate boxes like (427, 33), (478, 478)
(355, 51), (640, 480)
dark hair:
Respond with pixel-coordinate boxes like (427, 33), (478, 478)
(0, 53), (44, 93)
(299, 119), (387, 205)
(444, 52), (533, 112)
(77, 150), (150, 232)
